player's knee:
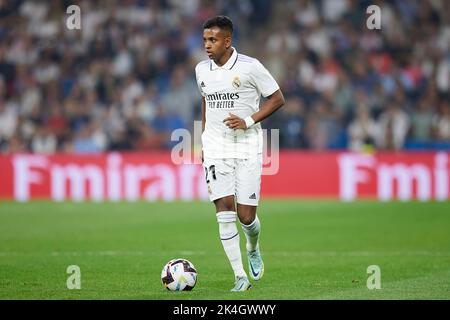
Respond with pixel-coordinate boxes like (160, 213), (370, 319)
(215, 203), (235, 212)
(239, 215), (255, 226)
(214, 197), (235, 212)
(237, 204), (257, 225)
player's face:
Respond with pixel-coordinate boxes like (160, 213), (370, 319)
(203, 27), (230, 62)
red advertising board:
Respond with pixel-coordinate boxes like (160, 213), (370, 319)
(262, 151), (449, 201)
(0, 152), (448, 201)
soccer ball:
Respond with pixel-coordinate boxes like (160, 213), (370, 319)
(161, 258), (198, 291)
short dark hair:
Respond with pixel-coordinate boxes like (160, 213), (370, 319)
(203, 15), (233, 34)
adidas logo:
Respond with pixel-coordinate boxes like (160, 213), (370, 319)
(249, 193), (256, 200)
(201, 81), (206, 87)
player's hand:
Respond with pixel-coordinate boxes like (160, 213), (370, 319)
(223, 113), (246, 129)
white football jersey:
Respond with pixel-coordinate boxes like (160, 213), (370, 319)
(195, 47), (280, 159)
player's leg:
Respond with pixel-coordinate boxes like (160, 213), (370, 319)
(214, 196), (244, 279)
(236, 156), (264, 281)
(237, 203), (259, 251)
(214, 196), (251, 291)
(203, 157), (251, 291)
(237, 203), (264, 280)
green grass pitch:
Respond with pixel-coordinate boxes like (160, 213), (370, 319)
(0, 200), (449, 299)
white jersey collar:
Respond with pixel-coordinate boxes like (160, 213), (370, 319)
(210, 47), (238, 70)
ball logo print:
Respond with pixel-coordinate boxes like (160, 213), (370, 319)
(161, 259), (198, 291)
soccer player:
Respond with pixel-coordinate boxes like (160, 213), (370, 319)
(195, 16), (285, 292)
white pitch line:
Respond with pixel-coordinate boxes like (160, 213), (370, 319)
(269, 251), (450, 257)
(0, 250), (449, 257)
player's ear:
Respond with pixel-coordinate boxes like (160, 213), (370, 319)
(225, 36), (231, 49)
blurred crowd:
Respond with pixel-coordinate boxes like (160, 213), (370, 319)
(0, 0), (449, 154)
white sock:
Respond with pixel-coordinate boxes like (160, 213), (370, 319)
(241, 215), (261, 252)
(216, 211), (247, 278)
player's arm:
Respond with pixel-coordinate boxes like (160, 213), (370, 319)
(224, 89), (285, 129)
(201, 97), (206, 162)
(201, 97), (206, 132)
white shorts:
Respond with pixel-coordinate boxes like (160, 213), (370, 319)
(203, 155), (262, 206)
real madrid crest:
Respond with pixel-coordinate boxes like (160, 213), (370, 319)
(232, 76), (241, 89)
